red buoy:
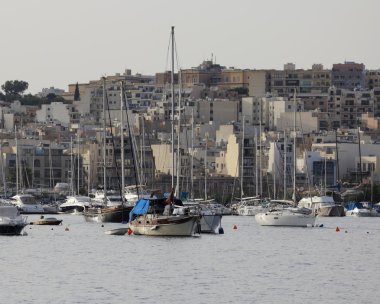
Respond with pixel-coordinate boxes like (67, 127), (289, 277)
(127, 228), (133, 235)
(233, 225), (237, 230)
(336, 227), (340, 232)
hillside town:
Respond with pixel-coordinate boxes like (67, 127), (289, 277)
(1, 60), (380, 203)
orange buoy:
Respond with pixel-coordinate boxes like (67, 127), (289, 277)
(336, 227), (340, 232)
(127, 228), (133, 235)
(233, 225), (237, 230)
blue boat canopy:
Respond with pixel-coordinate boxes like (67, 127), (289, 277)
(129, 198), (150, 221)
(346, 201), (364, 211)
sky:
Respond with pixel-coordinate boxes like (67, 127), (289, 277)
(1, 0), (379, 94)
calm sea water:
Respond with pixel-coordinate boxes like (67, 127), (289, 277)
(1, 214), (379, 304)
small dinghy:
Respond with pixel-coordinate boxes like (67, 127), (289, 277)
(30, 215), (63, 225)
(104, 227), (129, 235)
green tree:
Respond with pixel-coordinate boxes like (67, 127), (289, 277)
(20, 94), (42, 105)
(1, 80), (29, 100)
(74, 82), (80, 101)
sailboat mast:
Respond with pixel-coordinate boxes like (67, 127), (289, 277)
(293, 90), (297, 205)
(15, 126), (19, 194)
(171, 26), (175, 190)
(190, 109), (194, 200)
(176, 70), (182, 197)
(241, 117), (244, 202)
(273, 141), (276, 200)
(358, 127), (363, 184)
(255, 128), (258, 196)
(259, 103), (263, 197)
(70, 137), (74, 195)
(324, 156), (327, 195)
(283, 131), (287, 200)
(335, 130), (340, 181)
(120, 81), (125, 203)
(0, 139), (7, 197)
(204, 133), (208, 200)
(102, 77), (107, 204)
(77, 128), (80, 195)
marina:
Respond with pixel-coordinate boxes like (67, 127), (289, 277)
(1, 214), (379, 303)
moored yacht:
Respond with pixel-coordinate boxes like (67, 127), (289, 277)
(59, 196), (93, 214)
(8, 194), (45, 214)
(128, 196), (200, 236)
(345, 202), (371, 217)
(182, 200), (223, 234)
(255, 206), (316, 227)
(298, 195), (345, 217)
(0, 205), (28, 235)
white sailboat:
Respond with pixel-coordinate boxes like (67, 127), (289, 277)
(83, 78), (132, 223)
(128, 26), (199, 236)
(255, 91), (316, 227)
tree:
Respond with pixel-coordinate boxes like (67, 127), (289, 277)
(74, 82), (80, 101)
(1, 80), (29, 96)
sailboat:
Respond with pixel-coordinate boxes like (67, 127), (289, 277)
(83, 78), (133, 223)
(255, 91), (316, 227)
(128, 26), (200, 236)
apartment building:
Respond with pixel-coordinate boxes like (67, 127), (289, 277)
(332, 61), (365, 90)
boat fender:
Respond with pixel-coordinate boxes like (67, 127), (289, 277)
(218, 227), (224, 234)
(150, 225), (158, 230)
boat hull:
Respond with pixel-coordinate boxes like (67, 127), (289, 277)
(0, 223), (27, 235)
(255, 211), (316, 227)
(59, 206), (85, 214)
(83, 205), (133, 223)
(129, 214), (199, 236)
(317, 205), (345, 217)
(200, 214), (222, 233)
(30, 220), (62, 225)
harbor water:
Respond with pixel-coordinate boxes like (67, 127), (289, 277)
(1, 214), (379, 304)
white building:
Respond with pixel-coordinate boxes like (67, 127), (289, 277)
(36, 102), (78, 127)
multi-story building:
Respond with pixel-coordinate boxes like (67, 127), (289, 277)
(1, 140), (73, 192)
(365, 70), (380, 89)
(327, 87), (375, 129)
(332, 61), (365, 90)
(36, 102), (80, 126)
(270, 63), (331, 97)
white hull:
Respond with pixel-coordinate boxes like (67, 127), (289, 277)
(237, 206), (267, 216)
(200, 214), (222, 233)
(255, 210), (316, 227)
(345, 208), (372, 217)
(129, 214), (199, 236)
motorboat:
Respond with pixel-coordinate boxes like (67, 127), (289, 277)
(182, 200), (223, 234)
(83, 204), (133, 223)
(104, 227), (129, 235)
(0, 205), (28, 235)
(345, 202), (371, 217)
(124, 185), (151, 204)
(255, 207), (316, 227)
(59, 196), (93, 214)
(236, 198), (268, 216)
(298, 196), (345, 217)
(128, 197), (200, 236)
(83, 195), (134, 223)
(30, 215), (62, 225)
(8, 194), (45, 214)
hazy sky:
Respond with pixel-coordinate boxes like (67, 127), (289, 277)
(1, 0), (379, 94)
